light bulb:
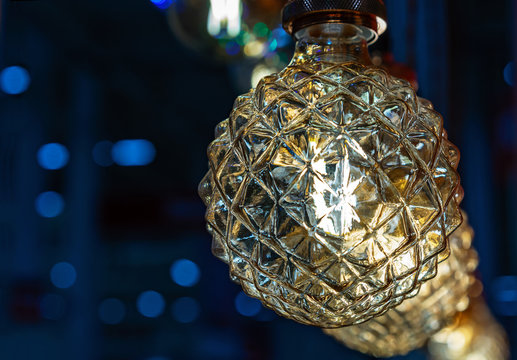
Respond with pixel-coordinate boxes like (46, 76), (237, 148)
(428, 296), (509, 360)
(323, 213), (478, 357)
(199, 0), (463, 327)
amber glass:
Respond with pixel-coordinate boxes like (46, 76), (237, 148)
(428, 296), (509, 360)
(323, 214), (477, 357)
(199, 23), (463, 327)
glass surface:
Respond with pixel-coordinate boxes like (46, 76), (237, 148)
(428, 296), (509, 360)
(323, 214), (478, 357)
(199, 23), (463, 327)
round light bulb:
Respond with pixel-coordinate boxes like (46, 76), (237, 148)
(199, 4), (463, 327)
(323, 213), (478, 357)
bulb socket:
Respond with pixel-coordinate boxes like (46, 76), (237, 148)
(282, 0), (387, 43)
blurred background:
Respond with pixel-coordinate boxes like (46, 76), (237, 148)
(0, 0), (515, 359)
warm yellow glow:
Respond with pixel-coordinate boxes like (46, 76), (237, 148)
(243, 40), (264, 57)
(465, 354), (487, 360)
(251, 64), (276, 88)
(207, 0), (241, 38)
(446, 330), (468, 351)
(428, 297), (509, 360)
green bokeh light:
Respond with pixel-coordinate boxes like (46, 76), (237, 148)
(253, 22), (270, 38)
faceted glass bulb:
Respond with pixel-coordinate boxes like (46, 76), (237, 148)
(323, 213), (478, 357)
(199, 23), (463, 327)
(428, 296), (509, 360)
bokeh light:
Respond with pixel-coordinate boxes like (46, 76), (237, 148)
(268, 38), (278, 52)
(0, 65), (30, 94)
(111, 139), (156, 166)
(503, 61), (514, 86)
(98, 298), (126, 325)
(492, 275), (517, 316)
(37, 143), (69, 170)
(170, 259), (200, 287)
(50, 262), (77, 289)
(255, 308), (276, 322)
(35, 191), (65, 218)
(251, 63), (276, 87)
(39, 293), (66, 320)
(271, 27), (291, 48)
(171, 297), (200, 323)
(253, 22), (270, 38)
(243, 40), (264, 57)
(92, 140), (114, 167)
(207, 0), (242, 38)
(150, 0), (172, 10)
(225, 41), (241, 56)
(234, 291), (261, 317)
(136, 290), (165, 318)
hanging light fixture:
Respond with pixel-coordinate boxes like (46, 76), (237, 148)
(323, 213), (478, 357)
(199, 0), (463, 327)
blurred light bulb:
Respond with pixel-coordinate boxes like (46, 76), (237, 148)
(428, 296), (509, 360)
(207, 0), (242, 38)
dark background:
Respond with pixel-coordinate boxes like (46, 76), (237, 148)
(0, 0), (515, 359)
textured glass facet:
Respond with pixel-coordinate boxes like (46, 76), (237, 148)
(428, 296), (509, 360)
(323, 215), (477, 357)
(200, 52), (463, 327)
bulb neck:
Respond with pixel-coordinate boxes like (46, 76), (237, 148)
(290, 23), (373, 65)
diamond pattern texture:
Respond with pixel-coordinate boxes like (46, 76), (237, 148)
(324, 214), (477, 357)
(199, 62), (463, 327)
